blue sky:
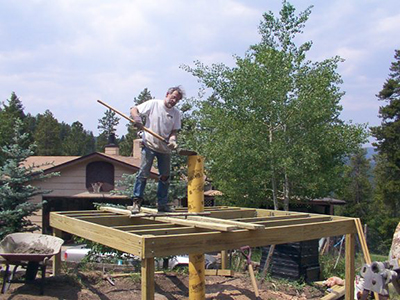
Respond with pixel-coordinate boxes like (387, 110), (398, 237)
(1, 1), (399, 145)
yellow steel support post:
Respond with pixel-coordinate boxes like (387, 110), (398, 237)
(188, 155), (205, 300)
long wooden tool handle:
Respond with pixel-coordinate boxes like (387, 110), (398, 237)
(248, 264), (260, 298)
(97, 99), (168, 143)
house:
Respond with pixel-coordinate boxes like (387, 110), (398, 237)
(25, 139), (157, 234)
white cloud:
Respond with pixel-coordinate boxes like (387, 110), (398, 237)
(0, 0), (399, 140)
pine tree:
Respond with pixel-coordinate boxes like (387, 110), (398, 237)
(34, 110), (62, 155)
(370, 49), (400, 216)
(336, 148), (373, 222)
(98, 109), (120, 137)
(369, 49), (400, 253)
(119, 88), (153, 156)
(96, 109), (120, 152)
(62, 121), (96, 155)
(0, 120), (59, 239)
(0, 92), (29, 165)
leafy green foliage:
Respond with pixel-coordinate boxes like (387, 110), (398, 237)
(182, 2), (367, 209)
(0, 120), (59, 239)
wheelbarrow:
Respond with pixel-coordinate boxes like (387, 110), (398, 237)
(0, 232), (64, 295)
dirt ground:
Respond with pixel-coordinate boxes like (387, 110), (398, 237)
(0, 269), (326, 300)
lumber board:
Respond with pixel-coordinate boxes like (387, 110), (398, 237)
(112, 224), (180, 231)
(345, 234), (355, 300)
(63, 212), (115, 217)
(131, 212), (212, 218)
(355, 218), (372, 263)
(128, 226), (200, 235)
(204, 269), (234, 276)
(58, 210), (106, 214)
(75, 215), (152, 226)
(142, 218), (357, 258)
(255, 209), (307, 217)
(255, 216), (332, 227)
(52, 229), (62, 276)
(208, 209), (257, 219)
(321, 284), (345, 300)
(141, 258), (155, 300)
(50, 212), (143, 256)
(235, 214), (310, 222)
(144, 216), (238, 231)
(182, 215), (265, 230)
(139, 207), (211, 217)
(100, 206), (132, 216)
(355, 218), (379, 300)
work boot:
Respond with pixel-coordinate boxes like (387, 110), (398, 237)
(158, 205), (175, 213)
(131, 197), (143, 214)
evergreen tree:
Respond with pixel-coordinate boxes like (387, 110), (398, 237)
(370, 49), (400, 215)
(369, 49), (400, 254)
(34, 110), (62, 155)
(183, 2), (367, 209)
(0, 92), (29, 165)
(0, 120), (59, 239)
(119, 88), (153, 156)
(96, 109), (120, 152)
(336, 148), (373, 222)
(62, 121), (96, 155)
(98, 109), (120, 137)
(59, 122), (71, 142)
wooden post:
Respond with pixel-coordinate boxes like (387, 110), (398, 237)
(141, 258), (155, 300)
(52, 229), (62, 276)
(188, 155), (205, 300)
(345, 233), (355, 300)
(221, 250), (228, 269)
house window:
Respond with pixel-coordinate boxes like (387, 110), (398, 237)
(86, 161), (114, 192)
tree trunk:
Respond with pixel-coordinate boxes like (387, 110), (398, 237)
(270, 129), (279, 210)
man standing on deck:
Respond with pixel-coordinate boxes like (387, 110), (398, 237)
(130, 86), (184, 212)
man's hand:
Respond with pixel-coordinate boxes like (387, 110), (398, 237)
(167, 140), (178, 150)
(133, 116), (143, 130)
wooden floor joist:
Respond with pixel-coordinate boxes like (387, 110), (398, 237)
(50, 206), (358, 300)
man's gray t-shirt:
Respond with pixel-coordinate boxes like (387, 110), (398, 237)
(136, 99), (181, 153)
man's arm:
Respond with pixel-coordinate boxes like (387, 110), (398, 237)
(169, 130), (178, 142)
(167, 130), (179, 150)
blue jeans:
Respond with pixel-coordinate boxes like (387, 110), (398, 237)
(133, 145), (171, 207)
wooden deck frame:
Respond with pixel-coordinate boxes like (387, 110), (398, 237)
(50, 206), (357, 300)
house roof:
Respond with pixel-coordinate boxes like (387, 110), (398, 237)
(23, 152), (158, 178)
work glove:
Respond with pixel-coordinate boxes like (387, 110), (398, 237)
(167, 140), (178, 150)
(133, 116), (143, 130)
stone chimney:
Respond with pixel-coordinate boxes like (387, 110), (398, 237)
(105, 133), (120, 156)
(133, 139), (142, 160)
